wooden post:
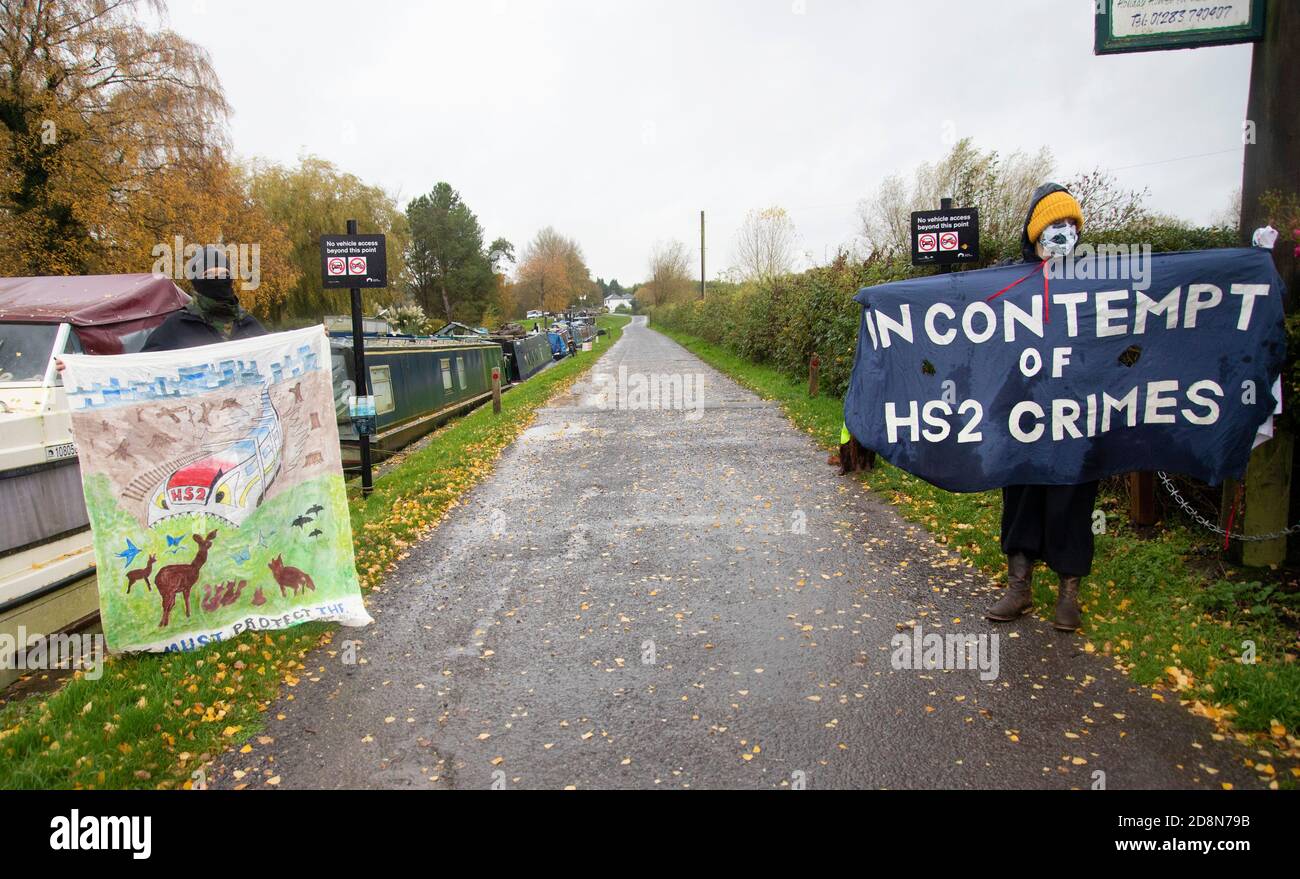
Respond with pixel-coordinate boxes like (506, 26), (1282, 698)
(808, 353), (820, 398)
(491, 367), (502, 414)
(1224, 1), (1299, 564)
(1128, 472), (1156, 526)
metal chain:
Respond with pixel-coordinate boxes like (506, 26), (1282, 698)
(1155, 471), (1300, 541)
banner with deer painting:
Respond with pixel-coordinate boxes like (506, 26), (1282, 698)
(61, 326), (372, 653)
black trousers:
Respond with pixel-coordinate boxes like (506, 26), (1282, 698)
(1000, 482), (1100, 577)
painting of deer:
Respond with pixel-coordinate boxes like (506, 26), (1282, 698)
(154, 531), (216, 628)
(125, 555), (155, 594)
(268, 555), (316, 597)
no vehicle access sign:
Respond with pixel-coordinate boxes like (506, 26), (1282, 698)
(910, 207), (979, 267)
(320, 234), (388, 288)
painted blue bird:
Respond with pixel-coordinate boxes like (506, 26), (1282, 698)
(116, 539), (141, 568)
(233, 546), (251, 565)
(165, 534), (186, 555)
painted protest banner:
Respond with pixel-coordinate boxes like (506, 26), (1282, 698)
(61, 326), (372, 653)
(844, 247), (1286, 493)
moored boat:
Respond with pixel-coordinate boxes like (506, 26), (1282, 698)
(0, 275), (188, 685)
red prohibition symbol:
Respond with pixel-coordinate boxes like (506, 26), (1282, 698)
(327, 257), (346, 275)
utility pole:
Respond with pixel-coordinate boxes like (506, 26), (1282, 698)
(1225, 1), (1298, 566)
(700, 210), (706, 300)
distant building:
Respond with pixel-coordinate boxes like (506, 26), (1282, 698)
(604, 294), (634, 313)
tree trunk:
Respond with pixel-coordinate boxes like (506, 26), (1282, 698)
(441, 280), (453, 323)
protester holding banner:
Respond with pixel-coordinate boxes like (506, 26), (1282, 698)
(987, 184), (1094, 631)
(844, 184), (1286, 634)
(142, 245), (266, 351)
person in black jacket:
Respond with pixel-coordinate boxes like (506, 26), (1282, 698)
(141, 244), (266, 352)
(985, 183), (1096, 632)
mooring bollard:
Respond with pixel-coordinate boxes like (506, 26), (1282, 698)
(808, 353), (820, 398)
(492, 367), (502, 414)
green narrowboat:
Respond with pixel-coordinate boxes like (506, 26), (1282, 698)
(331, 336), (507, 467)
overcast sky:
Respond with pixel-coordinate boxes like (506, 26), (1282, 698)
(164, 0), (1253, 284)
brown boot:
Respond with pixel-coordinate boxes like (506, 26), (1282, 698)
(1054, 576), (1082, 631)
(986, 553), (1034, 621)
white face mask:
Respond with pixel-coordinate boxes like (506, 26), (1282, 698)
(1038, 220), (1078, 258)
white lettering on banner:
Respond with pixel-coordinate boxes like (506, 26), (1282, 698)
(876, 304), (913, 348)
(1184, 283), (1222, 327)
(1052, 347), (1072, 378)
(962, 302), (996, 343)
(893, 381), (1228, 447)
(863, 278), (1263, 351)
(1095, 290), (1130, 337)
(1230, 283), (1269, 331)
(1134, 287), (1181, 333)
(925, 303), (957, 345)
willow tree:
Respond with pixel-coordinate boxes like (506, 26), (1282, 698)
(247, 155), (409, 322)
(0, 0), (229, 275)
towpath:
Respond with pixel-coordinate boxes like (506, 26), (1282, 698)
(210, 317), (1261, 789)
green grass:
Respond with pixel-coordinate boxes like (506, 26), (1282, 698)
(0, 315), (630, 790)
(653, 320), (1300, 773)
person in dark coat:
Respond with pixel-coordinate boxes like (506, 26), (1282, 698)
(985, 183), (1096, 632)
(141, 244), (266, 352)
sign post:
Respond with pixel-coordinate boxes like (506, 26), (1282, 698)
(321, 222), (388, 496)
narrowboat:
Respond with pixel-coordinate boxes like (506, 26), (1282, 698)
(484, 327), (551, 383)
(0, 274), (187, 686)
(432, 321), (555, 380)
(331, 335), (507, 467)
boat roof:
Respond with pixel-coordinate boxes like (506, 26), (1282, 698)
(0, 273), (189, 326)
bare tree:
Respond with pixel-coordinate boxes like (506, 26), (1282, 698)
(641, 239), (694, 306)
(857, 138), (1054, 262)
(1063, 167), (1150, 232)
(732, 206), (798, 282)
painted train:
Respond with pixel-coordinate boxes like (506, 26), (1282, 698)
(0, 276), (605, 685)
(148, 387), (284, 527)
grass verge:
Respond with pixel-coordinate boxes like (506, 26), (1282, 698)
(654, 321), (1299, 785)
(0, 315), (630, 789)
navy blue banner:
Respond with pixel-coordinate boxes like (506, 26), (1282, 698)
(845, 248), (1286, 492)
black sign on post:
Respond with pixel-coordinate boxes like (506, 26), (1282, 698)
(320, 233), (388, 289)
(910, 206), (980, 268)
(321, 224), (388, 497)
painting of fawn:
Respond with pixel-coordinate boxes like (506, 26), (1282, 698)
(154, 531), (217, 628)
(125, 554), (155, 594)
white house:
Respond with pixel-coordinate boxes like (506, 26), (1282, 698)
(604, 294), (634, 313)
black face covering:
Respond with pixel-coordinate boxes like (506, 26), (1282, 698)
(190, 277), (240, 322)
(192, 277), (238, 303)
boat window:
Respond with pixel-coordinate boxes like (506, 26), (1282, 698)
(52, 327), (83, 386)
(0, 323), (59, 383)
(369, 365), (395, 415)
(456, 356), (467, 390)
(441, 359), (453, 391)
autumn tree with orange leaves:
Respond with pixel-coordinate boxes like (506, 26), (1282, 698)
(515, 227), (596, 314)
(0, 0), (296, 317)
